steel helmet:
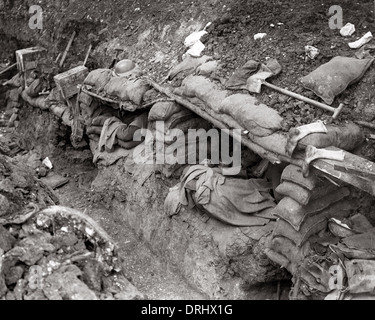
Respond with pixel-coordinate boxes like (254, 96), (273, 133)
(114, 59), (136, 76)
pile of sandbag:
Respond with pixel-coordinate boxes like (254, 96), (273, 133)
(148, 101), (212, 179)
(87, 112), (148, 152)
(173, 75), (284, 137)
(164, 164), (276, 227)
(82, 64), (150, 110)
(265, 164), (360, 299)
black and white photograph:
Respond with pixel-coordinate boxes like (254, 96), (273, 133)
(0, 0), (375, 307)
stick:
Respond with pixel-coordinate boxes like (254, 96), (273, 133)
(59, 31), (76, 68)
(55, 53), (62, 64)
(355, 120), (375, 130)
(263, 82), (344, 118)
(0, 63), (17, 76)
(83, 44), (92, 67)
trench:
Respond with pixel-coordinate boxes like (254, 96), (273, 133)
(2, 0), (375, 301)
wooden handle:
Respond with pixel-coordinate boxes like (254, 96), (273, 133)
(0, 63), (17, 76)
(83, 44), (92, 67)
(264, 82), (335, 113)
(59, 31), (76, 68)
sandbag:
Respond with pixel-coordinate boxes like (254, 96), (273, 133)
(157, 118), (212, 145)
(78, 91), (93, 106)
(220, 94), (283, 137)
(300, 56), (374, 105)
(149, 108), (193, 133)
(21, 90), (48, 110)
(281, 164), (319, 190)
(86, 126), (102, 135)
(226, 60), (259, 90)
(275, 181), (338, 206)
(274, 187), (350, 231)
(196, 60), (218, 76)
(275, 181), (312, 206)
(26, 78), (43, 98)
(342, 228), (375, 252)
(174, 75), (227, 113)
(271, 236), (310, 265)
(116, 112), (148, 142)
(148, 101), (184, 122)
(273, 200), (353, 247)
(264, 248), (291, 270)
(249, 132), (289, 157)
(168, 55), (213, 80)
(297, 122), (365, 151)
(104, 77), (150, 106)
(83, 69), (113, 92)
(175, 75), (283, 137)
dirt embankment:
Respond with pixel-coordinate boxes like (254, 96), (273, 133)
(2, 0), (375, 137)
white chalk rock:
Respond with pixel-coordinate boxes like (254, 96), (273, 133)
(349, 31), (373, 49)
(254, 33), (267, 40)
(186, 40), (205, 57)
(184, 30), (208, 48)
(340, 23), (355, 37)
(305, 45), (320, 59)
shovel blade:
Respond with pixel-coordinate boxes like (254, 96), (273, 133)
(246, 71), (273, 93)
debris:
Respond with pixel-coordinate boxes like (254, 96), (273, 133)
(349, 31), (373, 49)
(42, 157), (53, 169)
(254, 33), (267, 40)
(340, 23), (356, 37)
(40, 173), (69, 190)
(304, 45), (320, 59)
(184, 30), (208, 48)
(186, 40), (205, 58)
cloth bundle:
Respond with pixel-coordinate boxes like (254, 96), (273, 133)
(165, 164), (276, 227)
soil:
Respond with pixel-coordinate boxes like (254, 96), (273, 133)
(50, 147), (207, 300)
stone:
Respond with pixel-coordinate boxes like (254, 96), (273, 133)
(82, 259), (103, 292)
(0, 225), (16, 252)
(24, 289), (48, 300)
(4, 266), (24, 286)
(13, 279), (27, 300)
(0, 194), (10, 217)
(43, 265), (98, 300)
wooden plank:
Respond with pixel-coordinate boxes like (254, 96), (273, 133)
(311, 147), (375, 196)
(54, 66), (88, 99)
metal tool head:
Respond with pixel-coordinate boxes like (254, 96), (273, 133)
(246, 71), (274, 93)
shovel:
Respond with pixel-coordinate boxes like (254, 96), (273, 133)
(247, 71), (344, 119)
